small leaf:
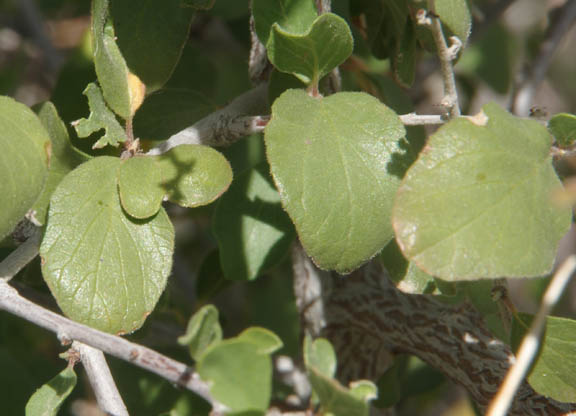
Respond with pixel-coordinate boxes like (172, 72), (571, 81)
(237, 327), (283, 354)
(213, 165), (294, 281)
(155, 145), (233, 208)
(0, 96), (50, 239)
(73, 83), (128, 149)
(380, 240), (436, 294)
(25, 366), (77, 416)
(33, 102), (91, 225)
(349, 380), (378, 402)
(92, 0), (131, 119)
(511, 315), (576, 402)
(548, 113), (576, 147)
(393, 103), (571, 280)
(133, 89), (216, 142)
(265, 89), (406, 273)
(267, 13), (354, 85)
(252, 0), (317, 45)
(304, 336), (337, 379)
(118, 156), (165, 219)
(198, 340), (272, 413)
(178, 304), (222, 361)
(435, 0), (472, 46)
(40, 157), (174, 334)
(110, 0), (196, 92)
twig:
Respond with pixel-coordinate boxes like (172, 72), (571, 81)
(0, 280), (227, 414)
(0, 228), (41, 282)
(417, 3), (462, 118)
(511, 0), (576, 116)
(399, 113), (445, 125)
(147, 84), (269, 155)
(486, 255), (576, 416)
(73, 341), (128, 416)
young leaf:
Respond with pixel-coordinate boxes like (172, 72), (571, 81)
(178, 304), (222, 361)
(33, 102), (91, 225)
(92, 0), (132, 119)
(267, 13), (353, 86)
(73, 83), (128, 149)
(548, 113), (576, 147)
(0, 96), (50, 240)
(198, 339), (272, 413)
(213, 165), (294, 281)
(40, 157), (174, 334)
(110, 0), (196, 92)
(237, 327), (283, 354)
(393, 103), (571, 280)
(155, 145), (233, 208)
(118, 156), (165, 219)
(251, 0), (317, 45)
(25, 365), (77, 416)
(304, 336), (337, 378)
(265, 89), (406, 273)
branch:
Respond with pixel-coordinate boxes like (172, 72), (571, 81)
(73, 341), (129, 416)
(0, 280), (227, 414)
(511, 0), (576, 116)
(147, 84), (269, 155)
(314, 260), (576, 415)
(417, 4), (462, 118)
(0, 227), (41, 282)
(487, 255), (576, 416)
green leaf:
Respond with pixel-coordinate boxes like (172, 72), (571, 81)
(33, 102), (91, 225)
(155, 145), (233, 208)
(213, 165), (294, 281)
(548, 113), (576, 147)
(237, 327), (283, 354)
(380, 240), (436, 294)
(511, 315), (576, 402)
(349, 380), (378, 402)
(198, 340), (272, 413)
(118, 156), (165, 219)
(304, 336), (337, 378)
(252, 0), (317, 45)
(393, 103), (571, 280)
(73, 83), (128, 149)
(265, 89), (406, 273)
(92, 0), (132, 119)
(178, 304), (222, 361)
(307, 369), (372, 416)
(0, 96), (50, 240)
(435, 0), (472, 46)
(40, 157), (174, 334)
(25, 366), (77, 416)
(267, 13), (354, 86)
(133, 89), (216, 142)
(110, 0), (196, 92)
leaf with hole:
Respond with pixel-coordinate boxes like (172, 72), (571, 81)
(265, 89), (406, 273)
(0, 96), (50, 240)
(40, 157), (174, 334)
(267, 13), (353, 86)
(393, 103), (571, 280)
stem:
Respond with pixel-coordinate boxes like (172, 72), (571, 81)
(0, 228), (41, 282)
(73, 341), (129, 416)
(0, 280), (227, 414)
(487, 255), (576, 416)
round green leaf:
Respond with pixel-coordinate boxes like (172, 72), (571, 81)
(0, 96), (50, 239)
(237, 327), (283, 354)
(264, 89), (406, 273)
(40, 157), (174, 334)
(198, 340), (272, 413)
(155, 145), (233, 208)
(118, 156), (165, 219)
(304, 336), (337, 379)
(393, 103), (571, 280)
(548, 113), (576, 147)
(267, 13), (354, 85)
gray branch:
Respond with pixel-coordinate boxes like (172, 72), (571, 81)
(0, 227), (41, 282)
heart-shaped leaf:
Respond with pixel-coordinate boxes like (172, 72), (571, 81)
(40, 157), (174, 334)
(393, 103), (571, 280)
(265, 89), (406, 273)
(267, 13), (353, 86)
(252, 0), (317, 45)
(0, 96), (51, 239)
(25, 366), (77, 416)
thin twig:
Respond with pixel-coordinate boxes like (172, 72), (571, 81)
(511, 0), (576, 116)
(417, 3), (462, 118)
(73, 341), (128, 416)
(0, 280), (227, 414)
(147, 84), (269, 155)
(486, 255), (576, 416)
(0, 228), (41, 282)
